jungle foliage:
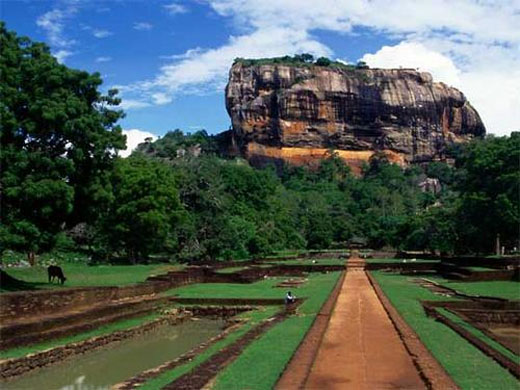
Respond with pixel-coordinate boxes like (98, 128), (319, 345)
(1, 24), (518, 263)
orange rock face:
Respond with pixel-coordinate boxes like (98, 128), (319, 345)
(225, 61), (486, 174)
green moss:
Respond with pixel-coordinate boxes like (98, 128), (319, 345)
(371, 271), (518, 389)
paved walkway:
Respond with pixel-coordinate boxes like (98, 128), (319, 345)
(303, 259), (426, 390)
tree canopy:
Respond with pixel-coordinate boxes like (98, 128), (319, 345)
(0, 23), (125, 262)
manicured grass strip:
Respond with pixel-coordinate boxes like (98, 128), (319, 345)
(267, 258), (346, 266)
(465, 266), (497, 272)
(437, 308), (520, 364)
(2, 263), (183, 291)
(0, 312), (161, 360)
(212, 272), (341, 390)
(371, 271), (518, 389)
(215, 266), (249, 274)
(138, 306), (279, 390)
(426, 276), (520, 300)
(365, 258), (439, 264)
(165, 276), (288, 298)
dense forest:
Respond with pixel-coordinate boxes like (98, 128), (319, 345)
(1, 23), (519, 264)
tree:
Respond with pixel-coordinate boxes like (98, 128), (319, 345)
(455, 135), (520, 253)
(0, 23), (125, 263)
(100, 156), (183, 262)
(315, 57), (332, 66)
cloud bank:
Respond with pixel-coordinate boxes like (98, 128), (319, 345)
(120, 0), (519, 135)
(120, 129), (158, 157)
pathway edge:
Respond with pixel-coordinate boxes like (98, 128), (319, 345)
(366, 272), (460, 390)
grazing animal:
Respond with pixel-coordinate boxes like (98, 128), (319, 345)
(48, 265), (67, 284)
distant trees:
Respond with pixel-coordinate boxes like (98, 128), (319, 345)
(0, 23), (125, 263)
(1, 23), (515, 263)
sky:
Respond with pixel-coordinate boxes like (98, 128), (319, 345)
(2, 0), (519, 156)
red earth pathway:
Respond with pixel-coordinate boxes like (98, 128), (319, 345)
(303, 257), (426, 390)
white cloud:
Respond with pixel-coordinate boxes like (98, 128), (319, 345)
(120, 0), (519, 135)
(54, 49), (74, 63)
(36, 8), (77, 48)
(134, 22), (153, 31)
(92, 29), (113, 38)
(164, 2), (188, 15)
(360, 40), (520, 135)
(36, 3), (78, 61)
(151, 93), (173, 105)
(95, 56), (112, 63)
(121, 129), (158, 158)
(361, 42), (461, 88)
(119, 99), (152, 110)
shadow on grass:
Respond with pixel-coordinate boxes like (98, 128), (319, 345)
(0, 270), (47, 292)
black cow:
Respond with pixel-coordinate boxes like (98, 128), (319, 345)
(48, 265), (67, 284)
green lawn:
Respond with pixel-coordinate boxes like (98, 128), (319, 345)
(426, 276), (520, 300)
(1, 263), (184, 292)
(0, 312), (162, 360)
(212, 272), (341, 390)
(371, 271), (518, 389)
(365, 258), (439, 264)
(139, 306), (280, 389)
(437, 308), (519, 365)
(158, 272), (341, 389)
(166, 272), (338, 299)
(466, 266), (497, 272)
(215, 266), (249, 274)
(266, 258), (346, 266)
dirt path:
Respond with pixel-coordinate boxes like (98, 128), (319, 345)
(303, 260), (426, 390)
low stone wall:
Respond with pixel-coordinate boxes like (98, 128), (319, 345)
(0, 270), (207, 322)
(0, 314), (192, 380)
(424, 305), (520, 379)
(0, 296), (169, 350)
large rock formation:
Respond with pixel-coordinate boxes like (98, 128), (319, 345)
(225, 61), (485, 174)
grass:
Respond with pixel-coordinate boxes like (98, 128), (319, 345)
(426, 276), (520, 300)
(466, 266), (497, 272)
(166, 271), (340, 302)
(371, 271), (518, 389)
(139, 306), (280, 390)
(266, 258), (346, 266)
(0, 312), (162, 360)
(365, 258), (439, 264)
(437, 308), (520, 365)
(156, 272), (341, 389)
(215, 266), (249, 274)
(212, 272), (341, 390)
(1, 263), (184, 292)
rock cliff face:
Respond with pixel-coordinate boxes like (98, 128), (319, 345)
(225, 62), (485, 174)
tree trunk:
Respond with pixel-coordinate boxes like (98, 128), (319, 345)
(27, 251), (36, 266)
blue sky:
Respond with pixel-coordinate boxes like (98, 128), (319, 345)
(2, 0), (519, 154)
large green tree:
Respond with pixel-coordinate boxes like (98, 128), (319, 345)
(455, 134), (520, 253)
(0, 23), (125, 262)
(99, 156), (183, 262)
